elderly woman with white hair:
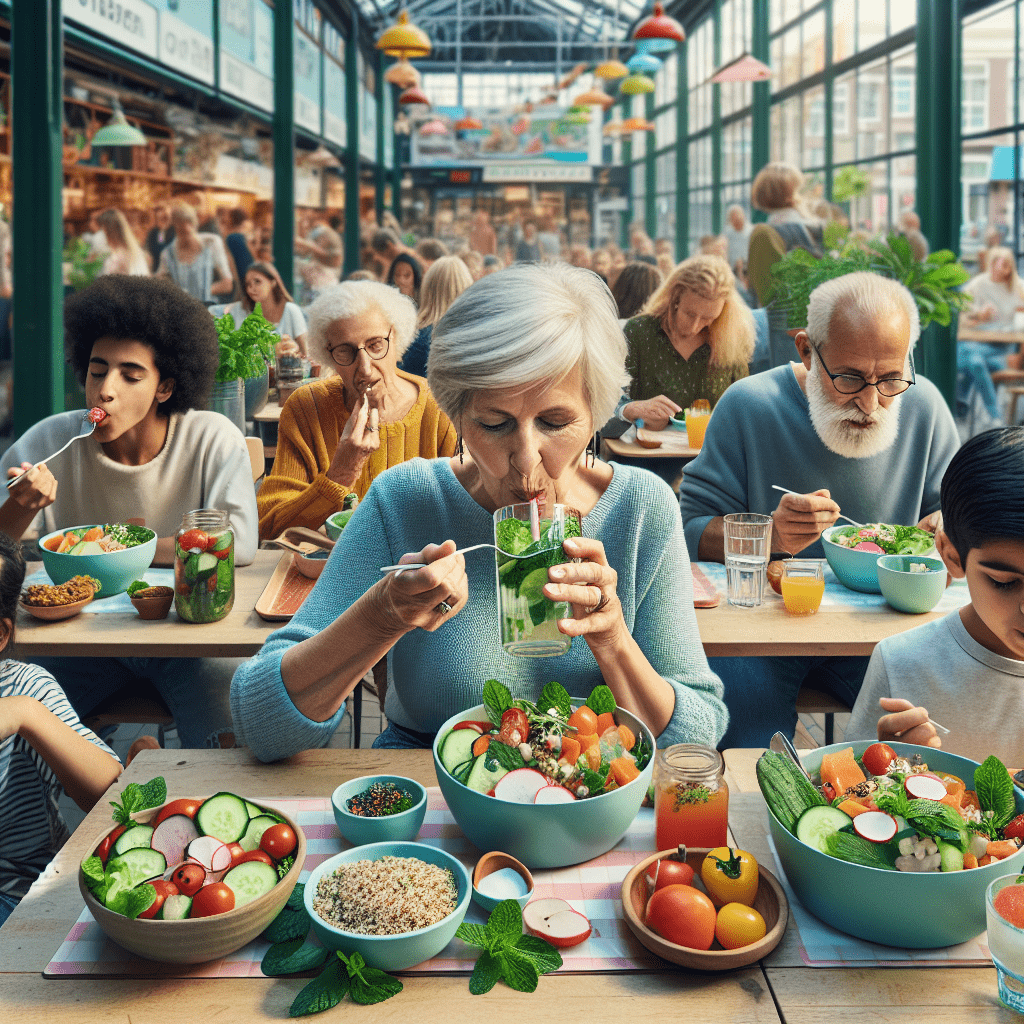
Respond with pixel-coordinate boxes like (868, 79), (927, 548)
(256, 280), (457, 539)
(232, 263), (727, 760)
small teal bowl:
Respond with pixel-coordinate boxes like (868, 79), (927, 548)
(331, 775), (427, 846)
(304, 841), (472, 970)
(325, 508), (356, 541)
(767, 742), (1024, 948)
(876, 555), (947, 614)
(668, 415), (688, 431)
(821, 525), (936, 595)
(433, 701), (655, 869)
(37, 525), (157, 598)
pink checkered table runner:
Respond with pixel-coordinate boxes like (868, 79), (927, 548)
(45, 789), (668, 978)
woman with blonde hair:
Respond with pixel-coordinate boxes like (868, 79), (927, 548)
(97, 209), (149, 276)
(399, 256), (474, 378)
(157, 202), (234, 304)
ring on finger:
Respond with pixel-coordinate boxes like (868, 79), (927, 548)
(435, 599), (453, 615)
(592, 592), (609, 614)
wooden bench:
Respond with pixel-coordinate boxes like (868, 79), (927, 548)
(83, 682), (175, 747)
(795, 686), (851, 746)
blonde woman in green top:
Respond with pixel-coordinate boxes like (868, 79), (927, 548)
(619, 254), (756, 430)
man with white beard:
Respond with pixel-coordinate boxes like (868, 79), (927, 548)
(678, 272), (959, 747)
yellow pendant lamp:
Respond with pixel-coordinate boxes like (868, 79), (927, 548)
(384, 59), (421, 89)
(619, 73), (656, 94)
(594, 59), (630, 80)
(376, 11), (432, 59)
(574, 87), (614, 109)
(621, 116), (655, 131)
(632, 2), (685, 43)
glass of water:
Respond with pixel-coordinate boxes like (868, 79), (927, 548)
(723, 513), (774, 608)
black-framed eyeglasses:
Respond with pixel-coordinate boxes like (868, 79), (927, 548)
(812, 344), (916, 397)
(327, 328), (391, 367)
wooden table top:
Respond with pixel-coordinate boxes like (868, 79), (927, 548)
(14, 550), (285, 658)
(957, 327), (1024, 345)
(253, 402), (283, 422)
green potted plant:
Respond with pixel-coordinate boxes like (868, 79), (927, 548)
(63, 237), (105, 292)
(210, 304), (277, 432)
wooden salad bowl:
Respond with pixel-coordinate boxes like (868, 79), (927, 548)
(20, 592), (94, 621)
(621, 848), (788, 971)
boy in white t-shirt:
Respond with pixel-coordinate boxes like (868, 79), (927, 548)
(847, 427), (1024, 764)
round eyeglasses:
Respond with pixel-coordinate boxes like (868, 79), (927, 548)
(327, 329), (391, 367)
(812, 344), (915, 398)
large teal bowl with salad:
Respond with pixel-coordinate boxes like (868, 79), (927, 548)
(38, 524), (157, 598)
(821, 524), (936, 594)
(432, 698), (656, 869)
(765, 741), (1024, 948)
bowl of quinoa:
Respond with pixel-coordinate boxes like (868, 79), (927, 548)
(304, 841), (472, 970)
(331, 775), (428, 846)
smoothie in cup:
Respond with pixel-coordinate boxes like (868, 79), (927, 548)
(987, 873), (1024, 1012)
(493, 503), (581, 657)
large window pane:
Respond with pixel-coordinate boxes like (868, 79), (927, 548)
(803, 84), (825, 169)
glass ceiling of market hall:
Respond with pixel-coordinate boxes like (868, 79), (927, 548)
(353, 0), (650, 70)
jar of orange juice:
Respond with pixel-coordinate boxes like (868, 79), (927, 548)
(654, 744), (729, 850)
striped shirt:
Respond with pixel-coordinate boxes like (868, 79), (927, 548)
(0, 661), (119, 900)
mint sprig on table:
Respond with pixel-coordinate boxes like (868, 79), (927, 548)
(109, 776), (167, 827)
(456, 899), (563, 994)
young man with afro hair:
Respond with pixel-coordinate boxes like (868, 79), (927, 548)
(0, 275), (258, 749)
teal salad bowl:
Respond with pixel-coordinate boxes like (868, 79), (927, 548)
(432, 701), (655, 869)
(766, 742), (1024, 948)
(38, 525), (157, 598)
(304, 841), (472, 970)
(821, 525), (936, 595)
(876, 555), (948, 614)
(325, 508), (356, 541)
(331, 775), (428, 846)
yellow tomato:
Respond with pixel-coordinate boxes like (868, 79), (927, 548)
(714, 902), (766, 950)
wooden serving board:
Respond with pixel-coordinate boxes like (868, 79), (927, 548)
(254, 552), (318, 621)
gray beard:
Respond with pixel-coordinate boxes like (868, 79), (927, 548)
(805, 363), (902, 459)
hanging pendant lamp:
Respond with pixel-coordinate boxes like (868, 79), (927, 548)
(419, 118), (448, 136)
(709, 53), (773, 83)
(627, 53), (663, 74)
(574, 87), (614, 109)
(376, 11), (432, 59)
(594, 59), (630, 80)
(398, 85), (430, 106)
(633, 2), (685, 43)
(602, 118), (624, 136)
(455, 116), (484, 130)
(619, 73), (656, 94)
(634, 37), (677, 55)
(621, 116), (655, 131)
(384, 58), (421, 89)
(91, 101), (147, 147)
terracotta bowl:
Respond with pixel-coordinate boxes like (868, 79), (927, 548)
(621, 848), (788, 970)
(20, 592), (94, 621)
(293, 550), (330, 579)
(130, 586), (175, 620)
(78, 799), (306, 964)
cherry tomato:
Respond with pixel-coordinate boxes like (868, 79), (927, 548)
(645, 884), (717, 950)
(644, 857), (695, 892)
(862, 743), (897, 777)
(172, 862), (206, 897)
(566, 705), (599, 736)
(179, 529), (211, 552)
(95, 825), (127, 865)
(260, 823), (297, 861)
(138, 879), (180, 920)
(225, 842), (245, 866)
(190, 882), (235, 918)
(452, 720), (494, 734)
(153, 798), (204, 827)
(822, 782), (837, 802)
(1006, 815), (1024, 842)
(715, 902), (767, 950)
(498, 708), (530, 747)
(235, 850), (274, 868)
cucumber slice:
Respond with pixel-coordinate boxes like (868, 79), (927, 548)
(112, 824), (155, 857)
(212, 533), (233, 552)
(223, 861), (279, 907)
(440, 729), (478, 777)
(244, 800), (265, 819)
(157, 894), (193, 920)
(196, 552), (219, 576)
(239, 814), (279, 853)
(107, 848), (167, 889)
(465, 753), (509, 794)
(937, 839), (965, 872)
(195, 792), (250, 843)
(795, 805), (854, 854)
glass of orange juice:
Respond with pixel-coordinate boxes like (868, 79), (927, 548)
(685, 399), (712, 449)
(653, 744), (729, 850)
(780, 559), (826, 615)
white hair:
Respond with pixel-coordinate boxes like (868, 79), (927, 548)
(806, 272), (920, 351)
(306, 280), (418, 366)
(427, 263), (630, 430)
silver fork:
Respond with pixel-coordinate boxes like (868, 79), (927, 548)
(380, 542), (544, 574)
(6, 417), (97, 489)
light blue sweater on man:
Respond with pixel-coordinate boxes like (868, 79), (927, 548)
(678, 364), (960, 560)
(231, 458), (727, 762)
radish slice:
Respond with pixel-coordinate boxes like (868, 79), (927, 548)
(904, 774), (949, 801)
(151, 815), (200, 869)
(523, 897), (592, 947)
(493, 768), (550, 803)
(534, 785), (576, 804)
(853, 541), (884, 553)
(852, 811), (898, 843)
(185, 835), (233, 873)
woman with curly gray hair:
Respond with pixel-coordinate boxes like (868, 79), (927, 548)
(257, 280), (457, 538)
(233, 263), (726, 760)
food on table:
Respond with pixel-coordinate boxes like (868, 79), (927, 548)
(522, 897), (592, 947)
(329, 493), (359, 535)
(766, 560), (785, 595)
(715, 902), (767, 949)
(22, 574), (100, 606)
(436, 680), (653, 801)
(174, 517), (234, 624)
(909, 561), (931, 573)
(311, 855), (458, 934)
(654, 744), (729, 850)
(829, 523), (935, 556)
(87, 407), (108, 424)
(345, 781), (415, 817)
(700, 847), (759, 908)
(994, 881), (1024, 929)
(43, 523), (154, 554)
(645, 851), (695, 892)
(128, 584), (174, 601)
(757, 747), (1024, 873)
(644, 883), (717, 950)
(494, 507), (581, 651)
(82, 789), (300, 920)
(476, 867), (530, 901)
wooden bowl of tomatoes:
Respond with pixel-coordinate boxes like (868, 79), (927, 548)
(621, 847), (788, 971)
(78, 794), (305, 964)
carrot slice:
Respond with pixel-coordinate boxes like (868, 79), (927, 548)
(964, 851), (979, 870)
(576, 732), (600, 753)
(585, 745), (602, 771)
(986, 840), (1020, 860)
(559, 736), (581, 765)
(81, 526), (104, 543)
(609, 757), (640, 786)
(596, 712), (617, 735)
(57, 532), (81, 553)
(979, 855), (996, 867)
(617, 724), (636, 751)
(43, 534), (63, 551)
(472, 735), (491, 758)
(836, 798), (871, 818)
(567, 706), (598, 735)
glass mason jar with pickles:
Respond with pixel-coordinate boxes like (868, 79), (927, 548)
(174, 509), (234, 623)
